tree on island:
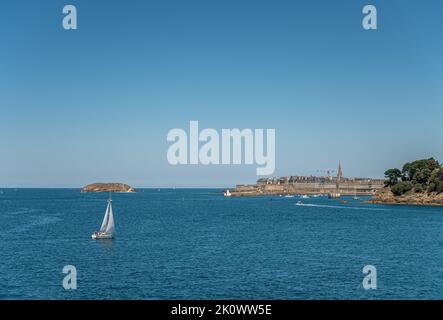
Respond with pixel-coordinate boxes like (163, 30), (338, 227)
(428, 168), (443, 193)
(401, 158), (439, 182)
(384, 168), (402, 186)
(384, 158), (443, 196)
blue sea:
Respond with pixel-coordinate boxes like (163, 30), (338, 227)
(0, 188), (442, 300)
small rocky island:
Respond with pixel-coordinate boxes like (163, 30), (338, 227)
(81, 183), (135, 193)
(368, 158), (443, 206)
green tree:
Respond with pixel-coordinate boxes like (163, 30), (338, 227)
(413, 184), (424, 193)
(402, 158), (440, 182)
(384, 168), (402, 186)
(387, 158), (443, 195)
(391, 181), (413, 196)
(428, 168), (443, 193)
(413, 168), (432, 185)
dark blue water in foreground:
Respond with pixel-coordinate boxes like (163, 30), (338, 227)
(1, 188), (443, 299)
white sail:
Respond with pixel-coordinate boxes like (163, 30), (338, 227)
(105, 201), (115, 234)
(100, 201), (110, 232)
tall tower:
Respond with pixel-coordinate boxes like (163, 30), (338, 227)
(337, 161), (343, 182)
(336, 161), (343, 192)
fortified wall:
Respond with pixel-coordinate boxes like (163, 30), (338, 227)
(229, 162), (384, 197)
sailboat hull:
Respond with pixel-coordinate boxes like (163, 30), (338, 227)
(91, 232), (114, 240)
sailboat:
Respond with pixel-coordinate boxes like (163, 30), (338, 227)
(92, 196), (115, 240)
(353, 188), (360, 200)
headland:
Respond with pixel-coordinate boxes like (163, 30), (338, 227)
(366, 158), (443, 206)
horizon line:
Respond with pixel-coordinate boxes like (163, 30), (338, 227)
(0, 186), (230, 189)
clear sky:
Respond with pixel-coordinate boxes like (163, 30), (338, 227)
(1, 0), (442, 187)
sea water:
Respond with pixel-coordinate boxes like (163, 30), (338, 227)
(0, 189), (442, 299)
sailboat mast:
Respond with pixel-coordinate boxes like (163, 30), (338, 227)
(105, 197), (115, 234)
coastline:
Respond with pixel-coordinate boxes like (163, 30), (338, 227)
(226, 185), (443, 207)
(366, 188), (443, 207)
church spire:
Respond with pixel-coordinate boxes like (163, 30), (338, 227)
(337, 161), (343, 181)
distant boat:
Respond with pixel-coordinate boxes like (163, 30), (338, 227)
(300, 195), (309, 199)
(328, 192), (341, 199)
(353, 188), (360, 200)
(92, 196), (115, 240)
(296, 201), (303, 205)
(224, 189), (232, 197)
(284, 195), (295, 198)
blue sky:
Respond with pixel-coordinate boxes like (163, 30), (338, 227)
(1, 0), (442, 187)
